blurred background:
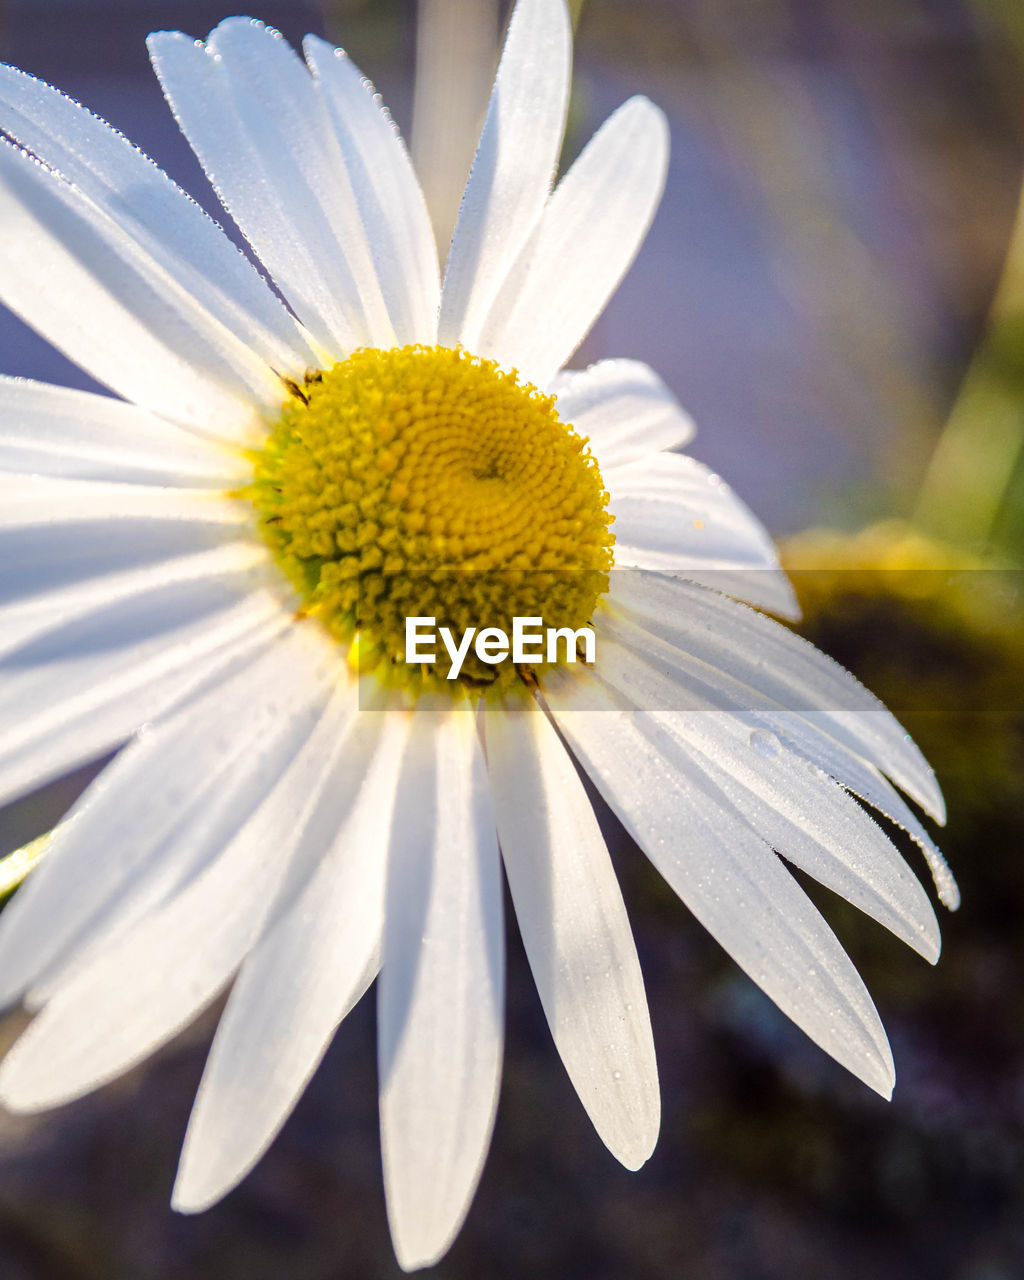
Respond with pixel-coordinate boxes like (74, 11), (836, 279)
(0, 0), (1022, 1277)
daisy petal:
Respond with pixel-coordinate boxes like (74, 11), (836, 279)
(0, 493), (253, 612)
(0, 660), (346, 1110)
(550, 359), (695, 468)
(694, 732), (942, 958)
(148, 20), (391, 356)
(0, 474), (252, 605)
(0, 137), (282, 438)
(379, 708), (504, 1271)
(657, 569), (798, 620)
(606, 574), (945, 823)
(590, 604), (957, 908)
(484, 695), (659, 1170)
(476, 96), (669, 388)
(0, 624), (333, 1011)
(607, 452), (777, 568)
(605, 452), (798, 616)
(304, 35), (440, 346)
(0, 542), (270, 664)
(666, 568), (801, 621)
(544, 666), (896, 1098)
(0, 570), (287, 810)
(0, 476), (248, 533)
(0, 61), (318, 375)
(590, 630), (940, 961)
(0, 378), (249, 486)
(438, 0), (572, 351)
(783, 739), (959, 911)
(172, 708), (408, 1213)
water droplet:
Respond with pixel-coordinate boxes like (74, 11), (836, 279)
(748, 728), (780, 758)
(612, 1070), (622, 1081)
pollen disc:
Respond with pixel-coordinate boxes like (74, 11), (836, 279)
(249, 345), (615, 690)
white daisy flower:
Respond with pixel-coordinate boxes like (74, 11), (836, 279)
(0, 0), (956, 1270)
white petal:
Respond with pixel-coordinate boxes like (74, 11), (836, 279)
(588, 631), (940, 961)
(475, 96), (669, 388)
(0, 541), (270, 663)
(781, 735), (960, 911)
(0, 473), (252, 602)
(550, 359), (695, 468)
(0, 623), (334, 1010)
(0, 568), (288, 809)
(0, 656), (346, 1110)
(0, 137), (282, 439)
(379, 708), (504, 1271)
(484, 695), (659, 1169)
(172, 707), (408, 1213)
(0, 60), (318, 376)
(605, 574), (946, 823)
(0, 378), (249, 486)
(148, 21), (392, 357)
(0, 487), (253, 614)
(304, 36), (440, 346)
(0, 475), (248, 533)
(605, 452), (798, 616)
(543, 666), (896, 1098)
(607, 452), (777, 567)
(438, 0), (572, 351)
(591, 603), (957, 909)
(681, 734), (944, 954)
(660, 568), (800, 620)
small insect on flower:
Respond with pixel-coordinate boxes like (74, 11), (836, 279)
(0, 0), (956, 1270)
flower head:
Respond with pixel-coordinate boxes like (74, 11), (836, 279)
(0, 1), (954, 1270)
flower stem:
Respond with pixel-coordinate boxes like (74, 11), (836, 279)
(914, 2), (1024, 557)
(913, 169), (1024, 554)
(411, 0), (499, 256)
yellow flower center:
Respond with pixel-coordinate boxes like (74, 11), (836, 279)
(248, 344), (614, 692)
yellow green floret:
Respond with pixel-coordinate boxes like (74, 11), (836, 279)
(246, 344), (615, 692)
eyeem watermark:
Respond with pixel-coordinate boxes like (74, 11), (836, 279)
(405, 616), (596, 680)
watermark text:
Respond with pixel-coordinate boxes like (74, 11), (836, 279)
(405, 616), (595, 679)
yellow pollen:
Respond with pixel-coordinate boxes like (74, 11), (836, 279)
(247, 345), (615, 692)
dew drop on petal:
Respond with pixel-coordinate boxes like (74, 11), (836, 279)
(748, 728), (781, 758)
